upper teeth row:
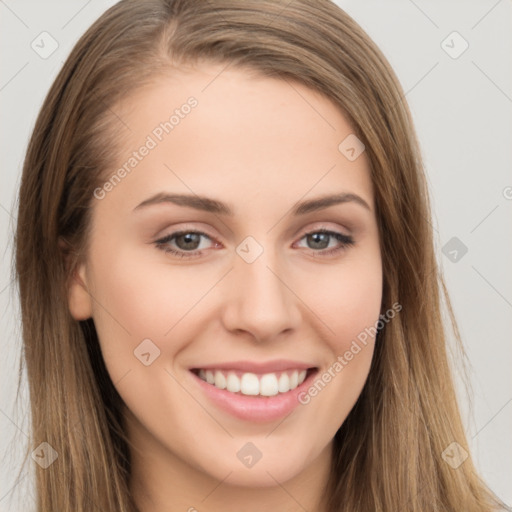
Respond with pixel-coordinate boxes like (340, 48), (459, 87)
(198, 369), (308, 396)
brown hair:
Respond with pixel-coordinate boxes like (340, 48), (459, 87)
(14, 0), (507, 510)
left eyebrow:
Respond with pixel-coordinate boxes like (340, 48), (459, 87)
(132, 191), (371, 215)
(291, 192), (371, 215)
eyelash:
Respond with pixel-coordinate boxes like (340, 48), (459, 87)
(154, 228), (354, 259)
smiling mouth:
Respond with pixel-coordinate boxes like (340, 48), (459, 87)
(190, 367), (318, 397)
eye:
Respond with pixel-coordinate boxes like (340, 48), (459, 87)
(154, 227), (354, 259)
(154, 230), (218, 258)
(294, 228), (354, 256)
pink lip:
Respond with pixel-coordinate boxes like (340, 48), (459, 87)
(189, 359), (315, 374)
(189, 367), (318, 423)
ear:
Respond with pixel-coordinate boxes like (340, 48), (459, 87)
(59, 237), (93, 321)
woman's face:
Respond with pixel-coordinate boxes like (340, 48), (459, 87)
(68, 63), (382, 489)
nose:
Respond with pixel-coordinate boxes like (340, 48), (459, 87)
(220, 248), (302, 343)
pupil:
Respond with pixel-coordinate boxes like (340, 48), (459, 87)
(178, 233), (200, 250)
(308, 233), (329, 249)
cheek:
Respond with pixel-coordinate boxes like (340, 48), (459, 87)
(84, 250), (191, 397)
(299, 251), (383, 353)
(293, 251), (382, 426)
(88, 245), (215, 343)
(331, 269), (382, 350)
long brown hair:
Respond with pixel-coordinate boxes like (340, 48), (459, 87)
(14, 0), (506, 510)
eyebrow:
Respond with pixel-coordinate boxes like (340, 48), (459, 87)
(133, 191), (371, 215)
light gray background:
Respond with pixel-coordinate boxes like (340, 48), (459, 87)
(1, 1), (511, 510)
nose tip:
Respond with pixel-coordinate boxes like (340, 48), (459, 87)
(221, 255), (301, 342)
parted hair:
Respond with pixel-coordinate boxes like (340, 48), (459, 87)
(14, 1), (506, 510)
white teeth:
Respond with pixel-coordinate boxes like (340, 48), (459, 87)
(278, 372), (290, 393)
(240, 373), (260, 395)
(259, 374), (279, 396)
(214, 371), (227, 389)
(226, 372), (241, 393)
(196, 368), (310, 396)
(290, 370), (299, 389)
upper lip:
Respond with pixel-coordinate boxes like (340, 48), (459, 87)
(190, 359), (318, 374)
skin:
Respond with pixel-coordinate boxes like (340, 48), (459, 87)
(67, 62), (383, 511)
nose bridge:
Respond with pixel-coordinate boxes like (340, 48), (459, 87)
(221, 240), (301, 340)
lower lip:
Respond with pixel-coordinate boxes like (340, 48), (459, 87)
(189, 369), (318, 423)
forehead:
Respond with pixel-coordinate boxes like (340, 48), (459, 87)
(101, 63), (374, 213)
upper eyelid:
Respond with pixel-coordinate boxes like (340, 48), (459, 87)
(153, 216), (358, 242)
(156, 226), (352, 248)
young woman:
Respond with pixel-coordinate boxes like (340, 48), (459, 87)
(14, 0), (508, 510)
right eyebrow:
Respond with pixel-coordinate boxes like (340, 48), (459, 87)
(133, 193), (233, 215)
